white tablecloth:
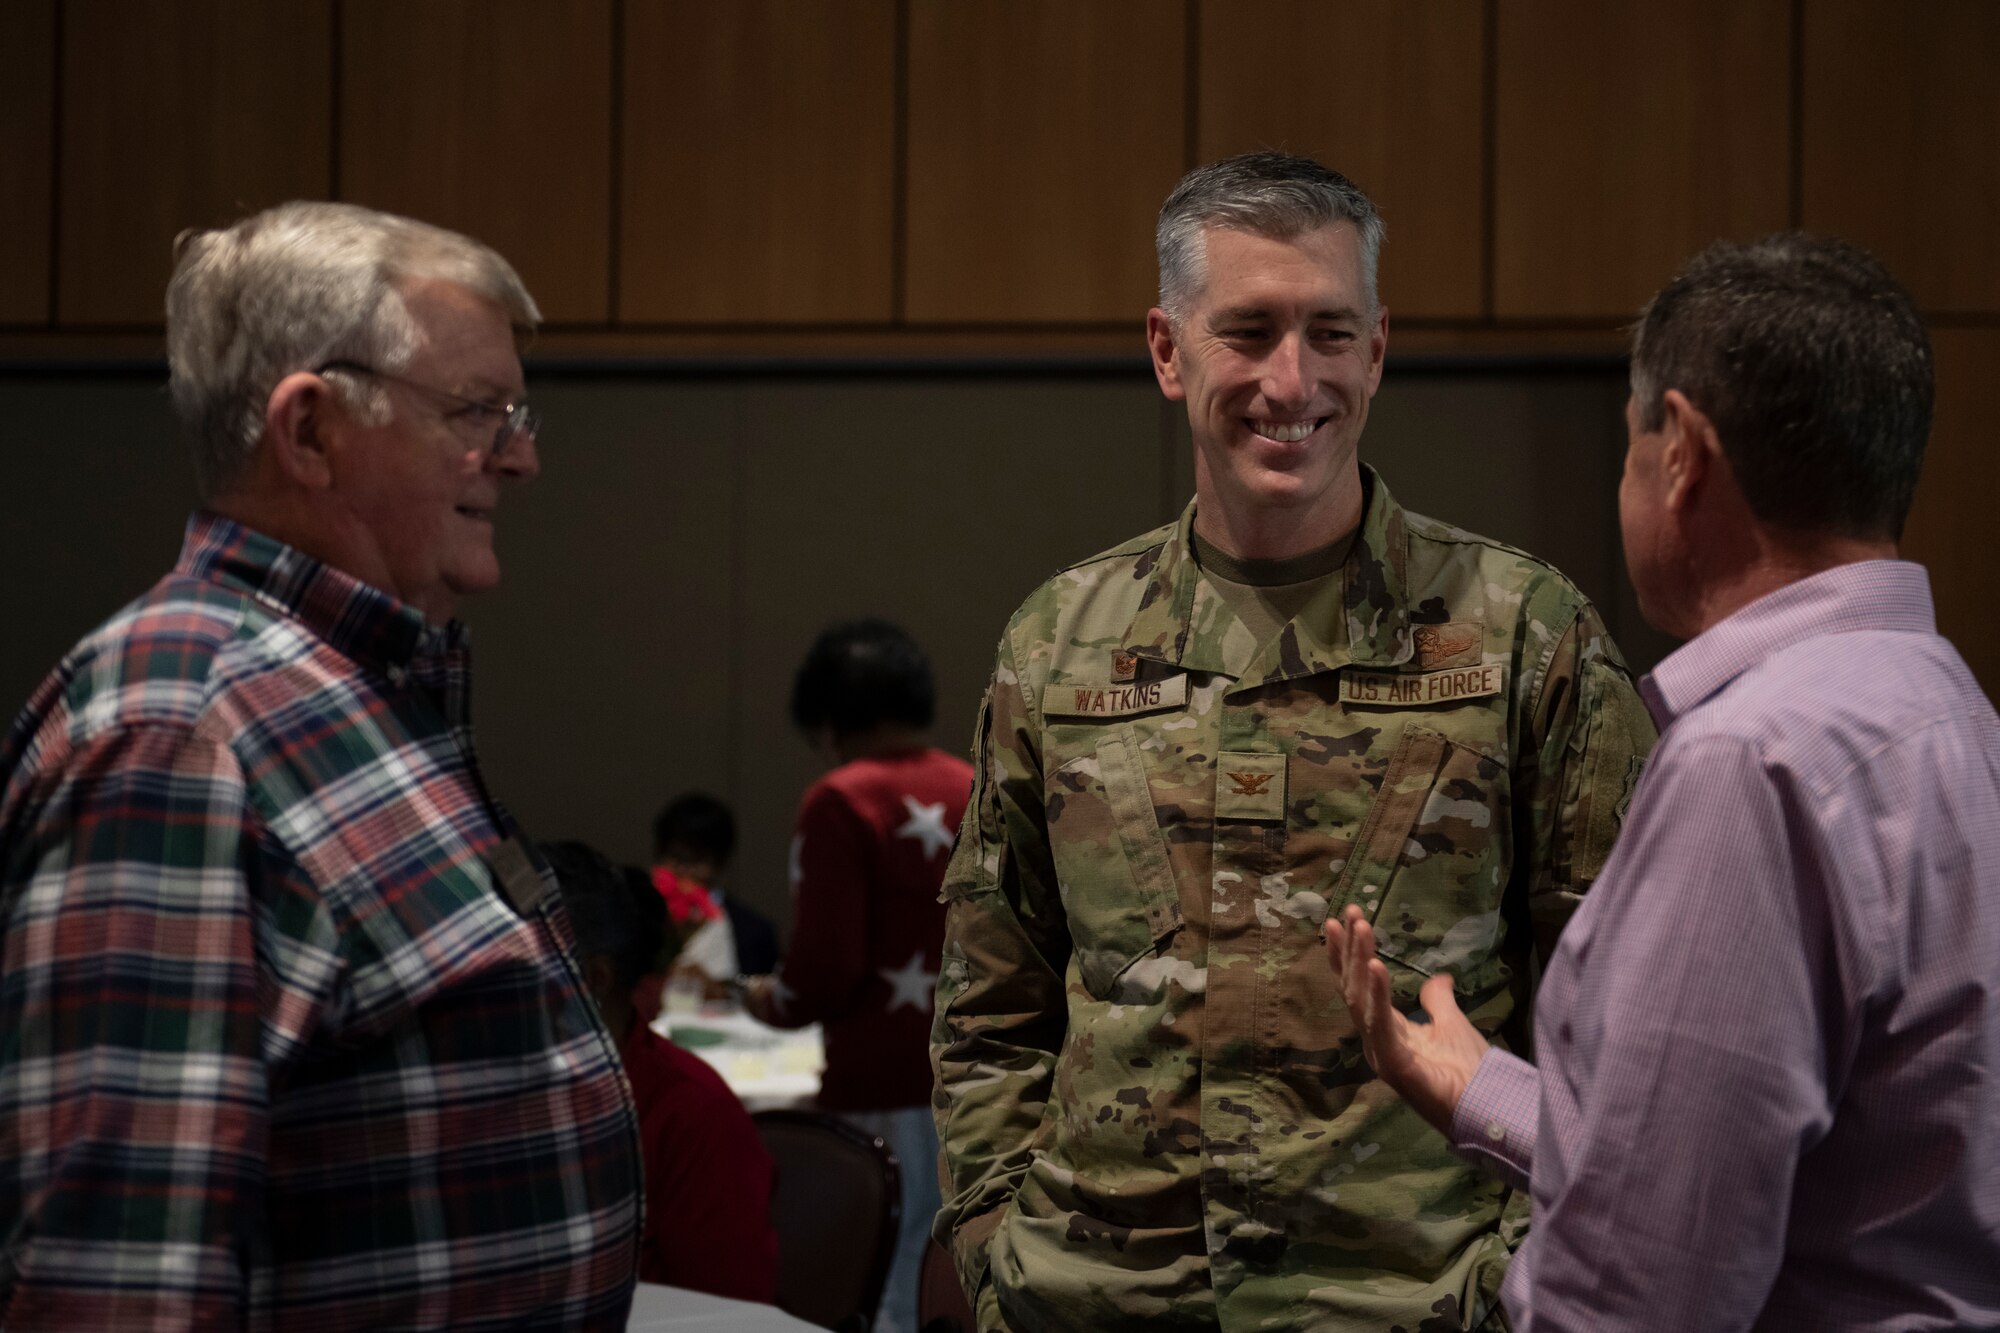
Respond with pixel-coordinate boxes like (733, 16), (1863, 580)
(627, 1281), (820, 1330)
(652, 1005), (824, 1110)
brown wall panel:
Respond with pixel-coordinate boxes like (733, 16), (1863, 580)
(1197, 0), (1484, 319)
(619, 0), (896, 324)
(1494, 0), (1791, 320)
(1903, 329), (1999, 699)
(57, 0), (332, 326)
(0, 1), (54, 324)
(905, 0), (1186, 323)
(1803, 2), (2000, 314)
(341, 0), (613, 324)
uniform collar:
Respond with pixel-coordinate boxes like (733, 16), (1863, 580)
(177, 511), (464, 673)
(1122, 463), (1414, 684)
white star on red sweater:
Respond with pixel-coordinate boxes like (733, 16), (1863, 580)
(895, 795), (954, 860)
(879, 950), (939, 1014)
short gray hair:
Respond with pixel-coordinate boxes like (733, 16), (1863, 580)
(1156, 151), (1385, 326)
(166, 201), (540, 498)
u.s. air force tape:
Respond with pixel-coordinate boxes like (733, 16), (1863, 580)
(1043, 675), (1190, 718)
(1341, 663), (1502, 706)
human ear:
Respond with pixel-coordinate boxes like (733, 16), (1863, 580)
(1658, 389), (1717, 513)
(262, 372), (339, 490)
(1146, 308), (1187, 401)
(1364, 303), (1389, 392)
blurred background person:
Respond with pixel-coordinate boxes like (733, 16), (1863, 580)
(740, 619), (973, 1333)
(654, 790), (781, 975)
(543, 838), (780, 1306)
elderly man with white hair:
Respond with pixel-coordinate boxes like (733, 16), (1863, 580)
(0, 203), (640, 1328)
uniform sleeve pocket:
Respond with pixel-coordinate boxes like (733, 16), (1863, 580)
(930, 951), (972, 1050)
(1562, 657), (1650, 888)
(1045, 724), (1182, 999)
(941, 687), (1007, 906)
(1338, 726), (1509, 993)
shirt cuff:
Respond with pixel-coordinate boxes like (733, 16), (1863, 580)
(1449, 1047), (1539, 1191)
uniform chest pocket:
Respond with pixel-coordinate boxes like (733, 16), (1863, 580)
(1045, 724), (1182, 998)
(1337, 726), (1510, 992)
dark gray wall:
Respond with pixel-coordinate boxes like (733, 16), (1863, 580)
(0, 363), (1666, 935)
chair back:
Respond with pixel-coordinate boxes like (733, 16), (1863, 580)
(752, 1109), (901, 1333)
(916, 1235), (976, 1333)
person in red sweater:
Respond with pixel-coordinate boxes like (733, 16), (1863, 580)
(741, 620), (973, 1333)
(542, 840), (779, 1305)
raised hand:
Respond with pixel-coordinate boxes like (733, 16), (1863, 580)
(1324, 904), (1491, 1134)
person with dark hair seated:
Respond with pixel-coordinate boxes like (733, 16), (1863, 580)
(653, 791), (781, 976)
(542, 839), (780, 1305)
(739, 620), (973, 1333)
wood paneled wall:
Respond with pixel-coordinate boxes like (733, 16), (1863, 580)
(7, 1), (1997, 343)
(0, 1), (54, 324)
(618, 1), (899, 323)
(340, 0), (615, 324)
(1495, 0), (1793, 319)
(57, 0), (332, 326)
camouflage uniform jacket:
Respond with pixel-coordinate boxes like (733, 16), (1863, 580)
(931, 467), (1654, 1332)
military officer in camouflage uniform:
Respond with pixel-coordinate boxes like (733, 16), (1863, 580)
(930, 152), (1656, 1332)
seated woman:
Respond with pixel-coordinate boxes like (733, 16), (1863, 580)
(541, 839), (779, 1304)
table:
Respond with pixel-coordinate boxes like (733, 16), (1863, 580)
(652, 1004), (824, 1110)
(627, 1281), (821, 1330)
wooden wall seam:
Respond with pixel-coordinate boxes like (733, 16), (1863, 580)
(1787, 0), (1805, 228)
(891, 0), (911, 325)
(329, 0), (344, 201)
(1480, 0), (1497, 321)
(45, 0), (62, 327)
(608, 0), (627, 325)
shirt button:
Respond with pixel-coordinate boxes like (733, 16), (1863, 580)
(387, 665), (407, 686)
(1486, 1121), (1506, 1142)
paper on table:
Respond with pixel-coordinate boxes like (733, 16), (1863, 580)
(628, 1281), (820, 1330)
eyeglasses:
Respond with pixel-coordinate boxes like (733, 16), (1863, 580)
(316, 360), (539, 460)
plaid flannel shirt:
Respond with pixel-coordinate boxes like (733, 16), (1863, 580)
(0, 515), (641, 1329)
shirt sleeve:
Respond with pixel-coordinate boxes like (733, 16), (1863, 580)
(928, 630), (1073, 1301)
(765, 783), (876, 1028)
(1514, 735), (1837, 1333)
(0, 723), (272, 1327)
(1450, 1048), (1540, 1191)
(1517, 601), (1657, 966)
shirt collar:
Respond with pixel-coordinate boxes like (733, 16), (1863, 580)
(1639, 559), (1935, 728)
(1122, 462), (1414, 681)
(176, 512), (463, 672)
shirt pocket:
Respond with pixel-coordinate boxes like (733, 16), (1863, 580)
(1045, 723), (1182, 999)
(1336, 725), (1510, 994)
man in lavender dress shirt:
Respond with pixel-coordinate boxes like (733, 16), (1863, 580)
(1329, 232), (2000, 1332)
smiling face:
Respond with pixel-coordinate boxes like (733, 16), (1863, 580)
(1148, 223), (1386, 553)
(330, 277), (538, 622)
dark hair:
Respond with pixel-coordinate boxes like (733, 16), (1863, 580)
(1631, 232), (1933, 541)
(788, 618), (937, 738)
(651, 791), (737, 866)
(541, 839), (671, 990)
